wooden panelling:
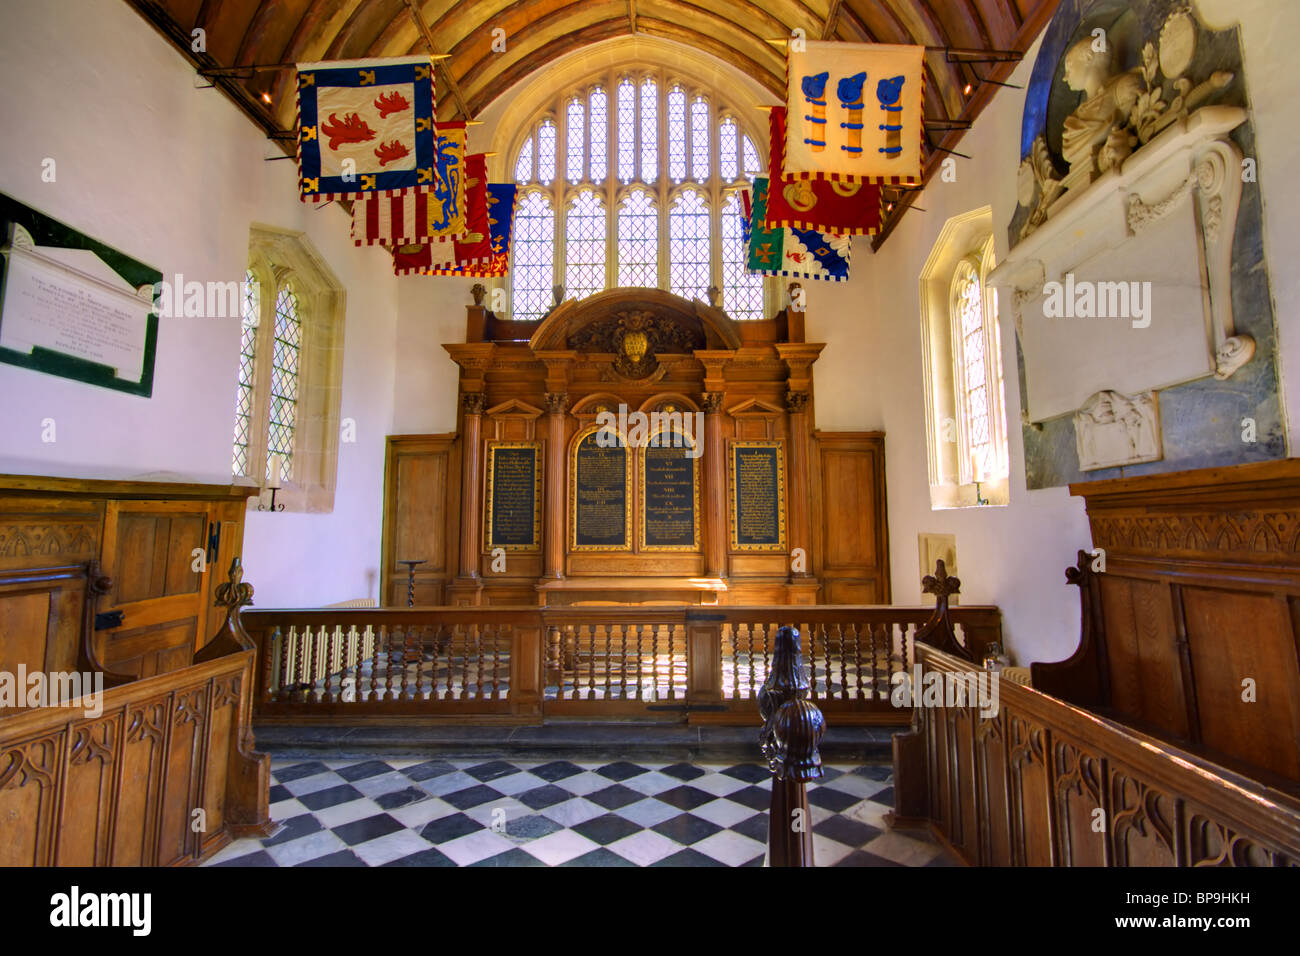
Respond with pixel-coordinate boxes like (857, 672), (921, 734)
(1182, 587), (1300, 780)
(1098, 575), (1188, 738)
(814, 432), (890, 604)
(894, 646), (1300, 868)
(381, 435), (456, 607)
(0, 632), (272, 867)
(387, 294), (881, 608)
(0, 477), (247, 679)
(1034, 461), (1300, 784)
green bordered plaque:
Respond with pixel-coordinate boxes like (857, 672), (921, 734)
(570, 424), (633, 551)
(484, 441), (542, 551)
(640, 430), (701, 551)
(0, 192), (160, 397)
(729, 440), (787, 552)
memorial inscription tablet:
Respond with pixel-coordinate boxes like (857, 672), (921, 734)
(484, 442), (541, 550)
(0, 192), (160, 396)
(571, 428), (632, 550)
(730, 441), (786, 551)
(641, 436), (699, 550)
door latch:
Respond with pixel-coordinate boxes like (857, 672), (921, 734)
(94, 609), (125, 630)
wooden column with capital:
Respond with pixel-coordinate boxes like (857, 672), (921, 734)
(542, 391), (570, 579)
(457, 392), (486, 583)
(785, 389), (812, 579)
(702, 391), (727, 579)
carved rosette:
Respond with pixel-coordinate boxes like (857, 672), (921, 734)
(544, 392), (570, 415)
(461, 392), (487, 415)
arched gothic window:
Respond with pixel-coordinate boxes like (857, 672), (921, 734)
(509, 70), (766, 321)
(232, 228), (345, 512)
(919, 209), (1009, 509)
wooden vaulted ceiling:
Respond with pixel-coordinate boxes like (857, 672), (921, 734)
(126, 0), (1061, 242)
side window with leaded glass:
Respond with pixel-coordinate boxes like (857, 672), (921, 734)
(235, 232), (344, 511)
(232, 272), (259, 477)
(268, 283), (301, 482)
(508, 69), (768, 320)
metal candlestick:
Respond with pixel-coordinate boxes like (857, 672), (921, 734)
(397, 559), (425, 607)
(258, 487), (285, 511)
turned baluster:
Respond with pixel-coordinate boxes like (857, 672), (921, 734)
(490, 625), (502, 699)
(619, 622), (629, 699)
(263, 625), (281, 703)
(759, 625), (826, 868)
(632, 623), (644, 699)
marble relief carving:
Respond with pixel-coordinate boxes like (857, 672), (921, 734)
(1074, 390), (1162, 471)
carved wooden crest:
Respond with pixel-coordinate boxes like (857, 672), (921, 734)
(567, 310), (704, 380)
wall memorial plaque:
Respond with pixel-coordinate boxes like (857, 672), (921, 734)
(570, 426), (632, 551)
(729, 440), (786, 551)
(484, 442), (542, 550)
(0, 193), (160, 396)
(641, 433), (700, 550)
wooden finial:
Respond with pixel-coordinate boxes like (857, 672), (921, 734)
(915, 558), (973, 661)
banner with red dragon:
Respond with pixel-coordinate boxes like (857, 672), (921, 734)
(296, 54), (437, 201)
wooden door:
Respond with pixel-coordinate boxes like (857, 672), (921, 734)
(93, 500), (217, 677)
(814, 432), (890, 603)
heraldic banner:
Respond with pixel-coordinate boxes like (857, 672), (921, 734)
(764, 106), (881, 235)
(784, 41), (924, 184)
(351, 121), (467, 245)
(297, 55), (437, 201)
(746, 178), (851, 282)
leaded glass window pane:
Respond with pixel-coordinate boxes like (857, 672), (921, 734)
(954, 261), (994, 481)
(617, 190), (658, 288)
(640, 78), (658, 184)
(267, 283), (300, 482)
(515, 136), (533, 183)
(512, 192), (556, 321)
(668, 189), (709, 301)
(537, 119), (556, 185)
(742, 134), (761, 177)
(589, 87), (607, 184)
(565, 190), (606, 300)
(617, 78), (636, 182)
(721, 194), (763, 320)
(719, 118), (738, 181)
(690, 96), (709, 181)
(667, 85), (686, 182)
(566, 98), (584, 184)
(231, 271), (258, 477)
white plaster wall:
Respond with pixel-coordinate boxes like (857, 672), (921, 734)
(0, 0), (398, 607)
(804, 39), (1092, 665)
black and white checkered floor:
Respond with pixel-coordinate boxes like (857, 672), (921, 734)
(204, 757), (957, 867)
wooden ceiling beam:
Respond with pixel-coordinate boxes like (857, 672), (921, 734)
(464, 19), (632, 117)
(821, 0), (843, 40)
(629, 0), (638, 33)
(402, 0), (472, 118)
(872, 0), (1062, 250)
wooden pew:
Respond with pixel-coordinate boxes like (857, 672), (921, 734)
(0, 559), (274, 866)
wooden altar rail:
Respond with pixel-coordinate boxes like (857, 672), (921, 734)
(240, 604), (1002, 723)
(891, 644), (1300, 866)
